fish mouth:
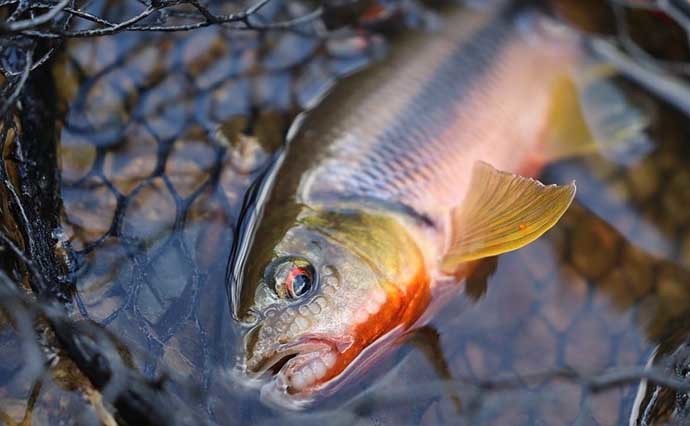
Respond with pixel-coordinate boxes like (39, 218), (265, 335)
(249, 337), (345, 395)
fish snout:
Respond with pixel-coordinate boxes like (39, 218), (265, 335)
(242, 327), (352, 394)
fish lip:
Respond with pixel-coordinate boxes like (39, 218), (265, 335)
(246, 335), (349, 394)
(251, 339), (334, 377)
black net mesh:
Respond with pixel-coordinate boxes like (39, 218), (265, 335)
(2, 0), (690, 425)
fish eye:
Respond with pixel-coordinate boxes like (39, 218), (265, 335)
(265, 257), (316, 300)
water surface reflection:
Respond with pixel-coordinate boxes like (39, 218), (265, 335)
(2, 0), (690, 424)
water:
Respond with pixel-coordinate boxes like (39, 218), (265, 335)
(2, 0), (690, 424)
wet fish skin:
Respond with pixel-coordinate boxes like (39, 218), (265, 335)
(230, 4), (586, 408)
(241, 211), (428, 395)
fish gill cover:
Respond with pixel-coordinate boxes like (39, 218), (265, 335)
(0, 0), (690, 425)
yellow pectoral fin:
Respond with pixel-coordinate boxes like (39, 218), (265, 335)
(441, 162), (576, 274)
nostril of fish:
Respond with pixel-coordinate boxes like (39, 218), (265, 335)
(322, 265), (336, 276)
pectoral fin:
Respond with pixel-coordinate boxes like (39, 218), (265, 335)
(441, 162), (575, 274)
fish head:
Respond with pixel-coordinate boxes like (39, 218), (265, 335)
(233, 209), (430, 407)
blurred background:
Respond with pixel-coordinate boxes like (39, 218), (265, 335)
(2, 0), (690, 424)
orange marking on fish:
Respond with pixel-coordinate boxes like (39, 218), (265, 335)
(310, 267), (430, 391)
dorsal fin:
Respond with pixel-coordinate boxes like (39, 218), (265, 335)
(542, 66), (652, 165)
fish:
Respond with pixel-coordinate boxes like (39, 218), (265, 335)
(227, 2), (647, 409)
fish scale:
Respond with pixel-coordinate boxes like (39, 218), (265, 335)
(33, 0), (690, 422)
(231, 2), (595, 408)
(295, 10), (574, 225)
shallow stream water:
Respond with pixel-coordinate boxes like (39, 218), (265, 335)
(2, 0), (690, 424)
